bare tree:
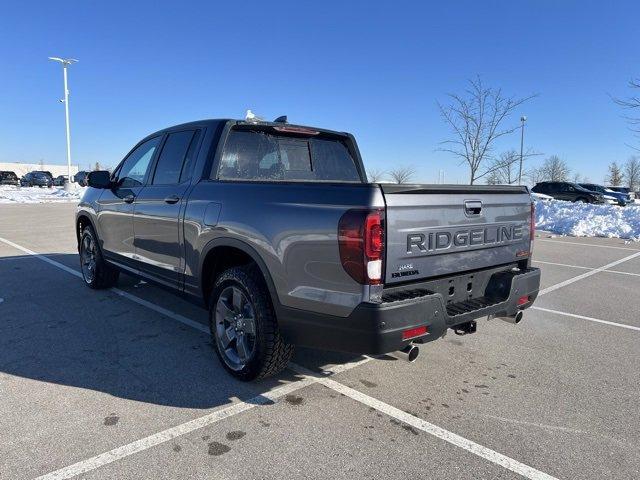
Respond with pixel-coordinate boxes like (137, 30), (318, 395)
(438, 76), (536, 184)
(572, 172), (582, 183)
(525, 166), (544, 186)
(540, 155), (570, 182)
(389, 166), (415, 184)
(487, 149), (541, 185)
(485, 169), (501, 185)
(605, 161), (625, 186)
(366, 168), (386, 183)
(624, 156), (640, 191)
(486, 151), (519, 184)
(613, 78), (640, 147)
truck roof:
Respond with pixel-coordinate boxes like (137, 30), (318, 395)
(144, 119), (350, 140)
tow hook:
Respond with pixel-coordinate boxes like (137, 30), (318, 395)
(453, 320), (477, 336)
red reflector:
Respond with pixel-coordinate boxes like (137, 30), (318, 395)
(517, 295), (529, 306)
(402, 325), (428, 340)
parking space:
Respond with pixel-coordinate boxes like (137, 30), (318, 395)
(1, 204), (639, 479)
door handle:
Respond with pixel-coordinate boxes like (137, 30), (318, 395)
(124, 194), (135, 204)
(164, 195), (181, 204)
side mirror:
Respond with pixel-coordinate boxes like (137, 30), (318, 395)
(87, 170), (112, 189)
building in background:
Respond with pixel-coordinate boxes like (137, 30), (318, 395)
(0, 162), (79, 178)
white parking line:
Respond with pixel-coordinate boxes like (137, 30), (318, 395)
(289, 364), (559, 480)
(532, 306), (640, 332)
(533, 260), (640, 278)
(537, 239), (639, 251)
(538, 251), (640, 296)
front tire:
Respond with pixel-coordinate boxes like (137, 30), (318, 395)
(79, 225), (119, 289)
(209, 266), (293, 381)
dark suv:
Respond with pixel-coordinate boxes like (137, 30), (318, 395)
(531, 182), (605, 203)
(579, 183), (628, 206)
(20, 171), (53, 188)
(0, 171), (20, 186)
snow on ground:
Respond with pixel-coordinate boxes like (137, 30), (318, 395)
(0, 185), (86, 204)
(535, 199), (640, 241)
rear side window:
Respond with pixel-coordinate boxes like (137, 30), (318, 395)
(152, 130), (199, 185)
(217, 129), (360, 182)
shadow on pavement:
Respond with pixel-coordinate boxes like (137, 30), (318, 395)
(0, 253), (364, 411)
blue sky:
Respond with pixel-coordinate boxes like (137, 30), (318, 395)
(1, 1), (638, 183)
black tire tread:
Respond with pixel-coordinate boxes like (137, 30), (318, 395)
(81, 225), (119, 289)
(210, 265), (293, 380)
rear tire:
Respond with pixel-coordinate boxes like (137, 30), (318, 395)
(209, 265), (293, 381)
(79, 225), (119, 289)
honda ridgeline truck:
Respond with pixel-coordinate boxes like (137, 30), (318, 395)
(77, 118), (540, 380)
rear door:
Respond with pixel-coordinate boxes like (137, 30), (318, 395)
(133, 129), (202, 287)
(382, 185), (533, 284)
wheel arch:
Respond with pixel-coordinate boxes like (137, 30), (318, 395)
(199, 238), (281, 310)
(76, 213), (95, 250)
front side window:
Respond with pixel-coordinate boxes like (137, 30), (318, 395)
(117, 136), (161, 188)
(218, 129), (360, 183)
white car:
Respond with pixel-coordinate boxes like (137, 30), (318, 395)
(531, 192), (553, 202)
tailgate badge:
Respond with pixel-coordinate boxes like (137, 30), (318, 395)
(392, 264), (419, 279)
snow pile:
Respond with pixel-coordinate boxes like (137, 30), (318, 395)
(535, 199), (640, 240)
(0, 186), (86, 204)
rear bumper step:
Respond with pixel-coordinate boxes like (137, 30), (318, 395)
(277, 267), (541, 355)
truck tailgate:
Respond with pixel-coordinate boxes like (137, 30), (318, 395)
(381, 185), (533, 285)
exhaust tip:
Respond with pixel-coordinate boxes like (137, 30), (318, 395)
(387, 344), (420, 362)
(406, 345), (420, 362)
(514, 311), (524, 324)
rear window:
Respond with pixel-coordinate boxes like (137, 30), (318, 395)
(217, 129), (361, 183)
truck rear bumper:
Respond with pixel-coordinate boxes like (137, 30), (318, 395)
(278, 267), (540, 355)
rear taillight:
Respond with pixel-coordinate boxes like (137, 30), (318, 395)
(338, 209), (385, 285)
(530, 201), (535, 246)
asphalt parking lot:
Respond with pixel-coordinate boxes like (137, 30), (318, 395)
(1, 203), (639, 480)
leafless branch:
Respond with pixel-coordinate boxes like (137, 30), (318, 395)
(437, 76), (537, 184)
(389, 166), (415, 184)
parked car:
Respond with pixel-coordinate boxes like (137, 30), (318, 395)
(76, 118), (540, 380)
(73, 171), (89, 186)
(20, 171), (53, 187)
(606, 186), (635, 202)
(579, 183), (628, 206)
(531, 182), (607, 203)
(0, 170), (20, 186)
(53, 175), (69, 186)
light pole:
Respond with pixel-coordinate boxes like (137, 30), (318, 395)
(48, 57), (78, 190)
(518, 115), (527, 185)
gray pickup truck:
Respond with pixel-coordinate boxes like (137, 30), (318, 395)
(77, 118), (540, 380)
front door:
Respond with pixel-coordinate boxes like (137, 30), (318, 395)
(97, 136), (162, 268)
(133, 129), (201, 287)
